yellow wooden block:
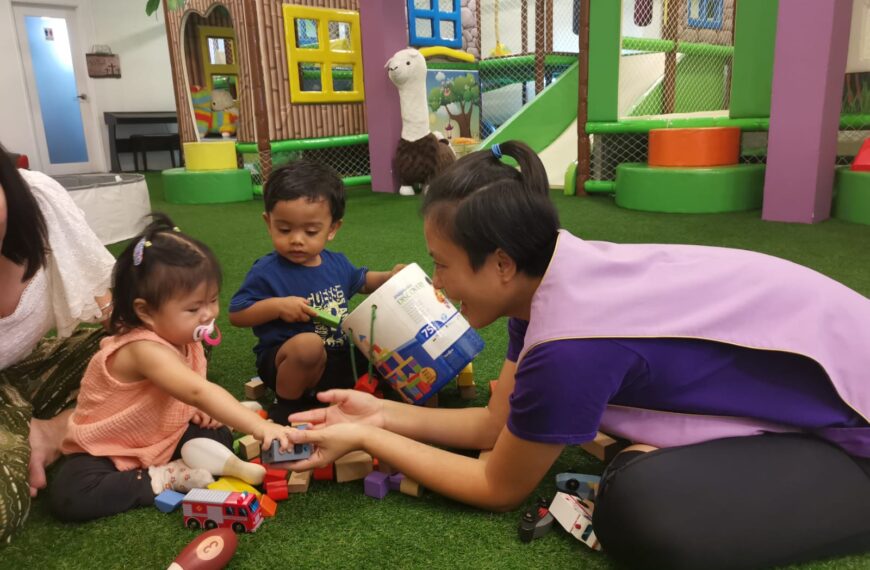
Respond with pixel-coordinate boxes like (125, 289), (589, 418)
(208, 476), (261, 497)
(399, 476), (423, 497)
(183, 141), (237, 171)
(457, 363), (474, 387)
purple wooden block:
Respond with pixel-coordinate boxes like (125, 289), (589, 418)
(387, 472), (405, 491)
(364, 471), (390, 499)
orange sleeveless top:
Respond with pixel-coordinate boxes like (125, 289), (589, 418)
(63, 328), (205, 470)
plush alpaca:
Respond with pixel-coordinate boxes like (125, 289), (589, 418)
(387, 48), (455, 196)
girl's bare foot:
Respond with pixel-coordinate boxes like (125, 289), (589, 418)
(27, 409), (72, 497)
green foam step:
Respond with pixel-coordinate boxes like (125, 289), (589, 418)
(162, 167), (253, 204)
(833, 167), (870, 226)
(615, 163), (765, 213)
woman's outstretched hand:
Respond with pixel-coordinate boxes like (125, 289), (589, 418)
(287, 389), (385, 429)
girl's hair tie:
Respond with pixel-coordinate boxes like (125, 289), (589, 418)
(133, 238), (151, 266)
(172, 226), (181, 232)
(491, 144), (503, 159)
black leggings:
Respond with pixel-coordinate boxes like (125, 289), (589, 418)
(50, 423), (232, 522)
(593, 433), (870, 570)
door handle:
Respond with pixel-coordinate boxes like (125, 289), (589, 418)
(76, 93), (88, 101)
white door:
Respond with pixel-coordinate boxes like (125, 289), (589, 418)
(13, 3), (101, 174)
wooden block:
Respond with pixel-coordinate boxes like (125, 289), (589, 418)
(264, 467), (289, 484)
(335, 450), (373, 483)
(459, 385), (477, 400)
(399, 476), (423, 498)
(238, 435), (260, 461)
(208, 476), (261, 498)
(259, 494), (278, 517)
(456, 363), (474, 386)
(376, 459), (397, 474)
(313, 463), (334, 481)
(579, 432), (620, 463)
(245, 377), (266, 400)
(265, 480), (289, 501)
(288, 470), (312, 493)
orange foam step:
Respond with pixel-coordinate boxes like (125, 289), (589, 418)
(648, 127), (741, 167)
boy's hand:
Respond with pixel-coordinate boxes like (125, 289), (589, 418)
(276, 296), (318, 323)
(288, 389), (385, 429)
(191, 411), (223, 429)
(390, 264), (407, 278)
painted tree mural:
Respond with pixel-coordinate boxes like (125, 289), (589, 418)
(428, 72), (480, 139)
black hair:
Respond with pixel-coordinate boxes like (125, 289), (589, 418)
(0, 143), (49, 281)
(263, 158), (345, 221)
(421, 140), (560, 276)
(110, 213), (222, 334)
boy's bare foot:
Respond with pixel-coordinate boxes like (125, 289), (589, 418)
(28, 409), (73, 497)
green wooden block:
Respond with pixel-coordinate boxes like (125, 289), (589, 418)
(312, 307), (341, 328)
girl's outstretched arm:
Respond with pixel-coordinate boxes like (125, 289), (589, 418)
(117, 340), (295, 450)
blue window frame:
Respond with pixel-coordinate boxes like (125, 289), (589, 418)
(407, 0), (462, 48)
(687, 0), (723, 30)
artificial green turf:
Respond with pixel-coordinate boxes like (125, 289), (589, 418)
(6, 175), (869, 569)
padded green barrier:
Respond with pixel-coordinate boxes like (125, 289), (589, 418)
(615, 163), (765, 213)
(163, 168), (253, 205)
(833, 167), (870, 226)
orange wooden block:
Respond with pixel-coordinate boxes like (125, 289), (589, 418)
(259, 494), (278, 517)
(648, 127), (741, 167)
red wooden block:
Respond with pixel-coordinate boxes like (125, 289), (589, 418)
(249, 457), (262, 465)
(852, 138), (870, 171)
(264, 468), (289, 484)
(266, 481), (289, 501)
(313, 463), (334, 481)
(354, 373), (378, 394)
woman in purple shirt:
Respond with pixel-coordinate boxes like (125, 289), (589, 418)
(285, 141), (870, 569)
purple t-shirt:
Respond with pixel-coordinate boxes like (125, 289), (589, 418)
(505, 318), (867, 444)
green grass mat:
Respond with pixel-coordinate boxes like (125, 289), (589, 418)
(7, 174), (869, 568)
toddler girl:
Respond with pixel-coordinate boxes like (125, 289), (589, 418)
(50, 214), (295, 522)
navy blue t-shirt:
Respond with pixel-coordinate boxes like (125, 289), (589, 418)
(229, 250), (367, 360)
(504, 318), (865, 445)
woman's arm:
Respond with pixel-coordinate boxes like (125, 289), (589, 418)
(293, 359), (517, 451)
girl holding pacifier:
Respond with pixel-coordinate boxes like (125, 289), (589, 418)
(50, 214), (295, 523)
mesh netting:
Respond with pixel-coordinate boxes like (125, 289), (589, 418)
(619, 0), (733, 119)
(477, 0), (577, 138)
(242, 143), (371, 190)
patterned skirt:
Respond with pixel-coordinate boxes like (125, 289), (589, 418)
(0, 327), (104, 545)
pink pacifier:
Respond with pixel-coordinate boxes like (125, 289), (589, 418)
(193, 319), (222, 346)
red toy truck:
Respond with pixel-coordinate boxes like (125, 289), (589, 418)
(182, 489), (264, 533)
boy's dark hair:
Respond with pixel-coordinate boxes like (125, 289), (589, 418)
(263, 159), (345, 220)
(0, 143), (49, 281)
(110, 213), (222, 334)
(421, 140), (560, 277)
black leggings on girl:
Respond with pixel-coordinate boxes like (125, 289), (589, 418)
(49, 423), (232, 522)
(593, 433), (870, 569)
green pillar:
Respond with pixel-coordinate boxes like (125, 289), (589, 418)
(587, 0), (622, 122)
(730, 0), (779, 118)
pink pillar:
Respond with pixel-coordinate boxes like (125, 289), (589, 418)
(359, 2), (406, 193)
(763, 0), (851, 223)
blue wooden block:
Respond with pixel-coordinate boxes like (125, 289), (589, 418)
(154, 489), (186, 513)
